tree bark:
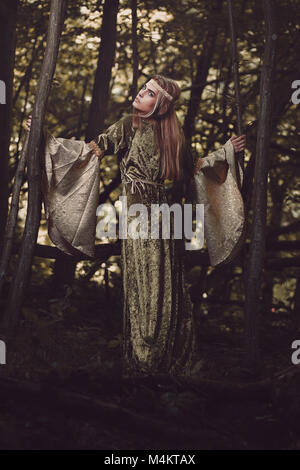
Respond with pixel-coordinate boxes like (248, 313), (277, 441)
(85, 0), (119, 140)
(1, 0), (67, 339)
(183, 17), (218, 144)
(0, 0), (18, 256)
(12, 13), (44, 107)
(227, 0), (244, 177)
(131, 0), (139, 101)
(7, 239), (300, 268)
(182, 6), (219, 205)
(0, 134), (29, 299)
(244, 0), (276, 370)
(75, 75), (89, 139)
(293, 272), (300, 330)
(52, 0), (120, 290)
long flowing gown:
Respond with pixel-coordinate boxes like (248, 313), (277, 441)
(40, 114), (245, 378)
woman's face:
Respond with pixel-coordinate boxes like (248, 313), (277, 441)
(133, 81), (158, 114)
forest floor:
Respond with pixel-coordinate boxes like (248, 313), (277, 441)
(0, 268), (299, 451)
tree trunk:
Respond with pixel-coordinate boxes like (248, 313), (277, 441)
(244, 0), (276, 370)
(13, 12), (44, 107)
(262, 168), (287, 322)
(293, 272), (300, 331)
(75, 75), (89, 139)
(131, 0), (139, 101)
(85, 0), (119, 140)
(227, 0), (244, 176)
(0, 0), (18, 256)
(1, 0), (67, 339)
(50, 251), (77, 296)
(183, 20), (218, 144)
(0, 134), (29, 299)
(182, 6), (219, 204)
(51, 0), (120, 290)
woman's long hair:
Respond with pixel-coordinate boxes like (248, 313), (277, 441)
(130, 75), (185, 182)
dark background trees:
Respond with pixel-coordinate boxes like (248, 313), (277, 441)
(0, 0), (299, 450)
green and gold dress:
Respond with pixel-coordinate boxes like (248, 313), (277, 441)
(40, 114), (245, 377)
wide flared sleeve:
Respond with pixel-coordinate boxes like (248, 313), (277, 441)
(191, 138), (246, 267)
(40, 117), (130, 258)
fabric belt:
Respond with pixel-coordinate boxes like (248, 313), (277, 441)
(123, 172), (165, 199)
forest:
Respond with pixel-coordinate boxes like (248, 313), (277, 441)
(0, 0), (299, 451)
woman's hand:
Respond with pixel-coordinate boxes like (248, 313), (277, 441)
(230, 134), (246, 153)
(25, 115), (32, 132)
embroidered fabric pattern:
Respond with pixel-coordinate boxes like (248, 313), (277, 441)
(192, 139), (245, 267)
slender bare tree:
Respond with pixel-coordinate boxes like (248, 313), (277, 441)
(86, 0), (120, 141)
(51, 0), (120, 290)
(244, 0), (277, 370)
(131, 0), (139, 101)
(1, 0), (67, 338)
(0, 134), (29, 297)
(227, 0), (244, 177)
(0, 0), (19, 256)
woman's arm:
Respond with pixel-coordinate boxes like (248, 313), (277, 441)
(192, 135), (246, 267)
(26, 114), (130, 160)
(87, 115), (130, 160)
(27, 114), (132, 259)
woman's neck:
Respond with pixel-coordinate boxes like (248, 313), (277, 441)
(142, 117), (157, 125)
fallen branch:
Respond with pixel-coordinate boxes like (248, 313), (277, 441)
(0, 375), (227, 448)
(7, 240), (300, 268)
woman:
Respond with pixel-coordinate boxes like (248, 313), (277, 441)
(26, 74), (246, 377)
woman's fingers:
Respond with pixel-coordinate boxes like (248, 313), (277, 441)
(231, 134), (245, 138)
(230, 134), (246, 152)
(231, 134), (246, 142)
(25, 115), (32, 131)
